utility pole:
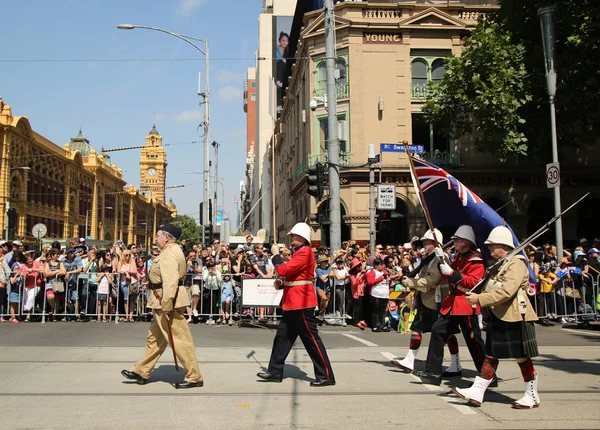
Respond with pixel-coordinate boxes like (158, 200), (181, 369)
(368, 144), (376, 256)
(212, 140), (219, 229)
(324, 0), (340, 254)
(200, 45), (211, 246)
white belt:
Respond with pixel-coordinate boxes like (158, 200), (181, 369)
(284, 280), (313, 286)
(455, 285), (470, 293)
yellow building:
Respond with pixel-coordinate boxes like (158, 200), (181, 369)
(0, 97), (175, 247)
(272, 1), (599, 246)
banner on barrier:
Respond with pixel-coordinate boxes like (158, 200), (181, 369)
(242, 278), (283, 307)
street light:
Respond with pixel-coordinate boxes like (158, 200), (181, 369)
(117, 23), (211, 245)
(538, 6), (563, 258)
(4, 166), (30, 241)
(85, 206), (112, 240)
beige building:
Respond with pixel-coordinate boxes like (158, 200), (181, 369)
(272, 1), (599, 247)
(0, 97), (175, 247)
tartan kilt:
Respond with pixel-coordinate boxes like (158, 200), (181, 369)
(409, 305), (438, 334)
(485, 313), (539, 359)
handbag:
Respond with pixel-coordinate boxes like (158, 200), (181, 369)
(129, 281), (140, 295)
(565, 287), (581, 299)
(52, 279), (65, 293)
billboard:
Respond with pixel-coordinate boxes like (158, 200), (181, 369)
(273, 15), (293, 114)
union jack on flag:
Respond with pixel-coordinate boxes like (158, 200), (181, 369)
(411, 158), (483, 207)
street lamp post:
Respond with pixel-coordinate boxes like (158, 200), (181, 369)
(117, 23), (211, 245)
(538, 6), (563, 258)
(4, 166), (30, 241)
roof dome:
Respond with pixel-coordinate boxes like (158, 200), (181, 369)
(69, 128), (92, 156)
(149, 124), (160, 136)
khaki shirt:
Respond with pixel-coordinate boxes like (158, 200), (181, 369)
(405, 256), (446, 310)
(147, 242), (189, 312)
(479, 255), (538, 322)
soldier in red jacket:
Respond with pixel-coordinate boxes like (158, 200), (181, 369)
(257, 222), (335, 387)
(414, 225), (487, 386)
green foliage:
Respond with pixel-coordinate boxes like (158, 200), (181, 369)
(171, 214), (202, 244)
(423, 19), (531, 160)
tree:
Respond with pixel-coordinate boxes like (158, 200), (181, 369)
(171, 215), (202, 244)
(424, 1), (600, 160)
(423, 18), (531, 161)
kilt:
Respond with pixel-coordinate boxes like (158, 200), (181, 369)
(485, 313), (539, 359)
(409, 305), (438, 333)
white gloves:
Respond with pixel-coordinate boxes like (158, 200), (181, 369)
(439, 262), (454, 276)
(434, 247), (446, 260)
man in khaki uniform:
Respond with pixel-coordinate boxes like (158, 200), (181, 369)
(121, 224), (203, 389)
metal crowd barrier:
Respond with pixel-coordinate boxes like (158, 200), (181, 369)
(531, 273), (599, 325)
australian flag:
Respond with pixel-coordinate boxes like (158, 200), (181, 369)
(409, 158), (522, 260)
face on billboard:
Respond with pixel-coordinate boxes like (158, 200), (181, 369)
(274, 16), (293, 114)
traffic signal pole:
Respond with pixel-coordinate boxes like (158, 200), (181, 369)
(324, 0), (340, 255)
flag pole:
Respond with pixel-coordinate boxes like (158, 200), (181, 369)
(403, 140), (439, 247)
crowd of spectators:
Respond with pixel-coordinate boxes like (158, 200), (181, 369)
(0, 234), (598, 328)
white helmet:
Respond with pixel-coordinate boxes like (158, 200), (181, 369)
(484, 226), (515, 249)
(288, 222), (311, 244)
(451, 225), (476, 245)
(421, 228), (443, 244)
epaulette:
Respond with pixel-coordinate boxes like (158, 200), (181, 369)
(467, 250), (483, 262)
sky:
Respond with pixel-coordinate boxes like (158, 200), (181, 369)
(1, 0), (262, 228)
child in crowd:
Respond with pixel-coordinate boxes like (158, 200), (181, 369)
(220, 268), (234, 325)
(97, 264), (111, 322)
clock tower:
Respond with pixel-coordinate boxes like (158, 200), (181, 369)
(140, 124), (167, 202)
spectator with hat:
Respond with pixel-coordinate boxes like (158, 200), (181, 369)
(315, 254), (332, 316)
(64, 247), (84, 321)
(348, 257), (367, 329)
(5, 240), (23, 265)
(122, 223), (204, 389)
(586, 248), (600, 275)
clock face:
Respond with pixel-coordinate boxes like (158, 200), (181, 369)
(147, 168), (157, 177)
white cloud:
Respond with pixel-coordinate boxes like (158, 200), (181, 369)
(217, 86), (242, 103)
(217, 69), (246, 83)
(155, 109), (202, 123)
(177, 0), (207, 15)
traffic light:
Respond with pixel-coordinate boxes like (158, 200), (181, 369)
(307, 163), (325, 200)
(377, 210), (392, 233)
(7, 208), (17, 239)
(202, 224), (213, 246)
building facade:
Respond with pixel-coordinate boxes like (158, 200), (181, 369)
(0, 97), (175, 247)
(241, 67), (257, 232)
(272, 1), (600, 247)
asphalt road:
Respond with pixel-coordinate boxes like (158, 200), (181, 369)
(0, 320), (599, 429)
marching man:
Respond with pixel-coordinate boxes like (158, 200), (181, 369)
(454, 226), (540, 408)
(391, 228), (463, 376)
(257, 222), (335, 386)
(413, 225), (487, 386)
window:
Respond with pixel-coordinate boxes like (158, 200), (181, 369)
(316, 113), (349, 159)
(431, 59), (446, 84)
(250, 94), (256, 101)
(314, 55), (349, 98)
(410, 52), (450, 100)
(411, 59), (428, 99)
(251, 81), (256, 88)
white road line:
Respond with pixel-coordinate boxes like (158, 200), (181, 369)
(343, 334), (378, 347)
(380, 351), (477, 415)
(562, 328), (600, 337)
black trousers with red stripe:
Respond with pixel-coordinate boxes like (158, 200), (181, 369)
(267, 308), (335, 381)
(424, 312), (485, 377)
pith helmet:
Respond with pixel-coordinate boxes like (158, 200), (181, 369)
(288, 222), (311, 243)
(421, 228), (443, 244)
(484, 226), (515, 249)
(451, 225), (476, 245)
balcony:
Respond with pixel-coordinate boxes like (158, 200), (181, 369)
(417, 151), (461, 168)
(313, 81), (349, 99)
(411, 83), (434, 100)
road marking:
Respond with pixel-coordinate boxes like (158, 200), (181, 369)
(562, 328), (600, 337)
(343, 334), (378, 347)
(380, 352), (477, 415)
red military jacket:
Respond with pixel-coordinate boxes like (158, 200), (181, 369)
(440, 249), (485, 316)
(275, 244), (318, 311)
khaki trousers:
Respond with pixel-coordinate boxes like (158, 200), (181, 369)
(132, 308), (202, 383)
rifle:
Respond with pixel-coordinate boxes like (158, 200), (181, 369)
(469, 192), (590, 294)
(405, 239), (453, 279)
(151, 289), (180, 372)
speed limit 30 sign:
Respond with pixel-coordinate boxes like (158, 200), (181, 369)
(546, 162), (560, 189)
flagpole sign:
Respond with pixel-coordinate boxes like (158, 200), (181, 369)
(380, 143), (425, 153)
(377, 184), (396, 210)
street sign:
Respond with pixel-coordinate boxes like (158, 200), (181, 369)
(377, 184), (396, 210)
(380, 143), (425, 154)
(546, 162), (560, 188)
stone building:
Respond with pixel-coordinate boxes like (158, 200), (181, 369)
(271, 1), (599, 247)
(0, 97), (175, 247)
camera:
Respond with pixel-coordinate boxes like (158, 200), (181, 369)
(309, 99), (318, 111)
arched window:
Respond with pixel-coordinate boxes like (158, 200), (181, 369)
(411, 59), (428, 99)
(317, 62), (327, 96)
(336, 58), (348, 98)
(431, 59), (446, 84)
